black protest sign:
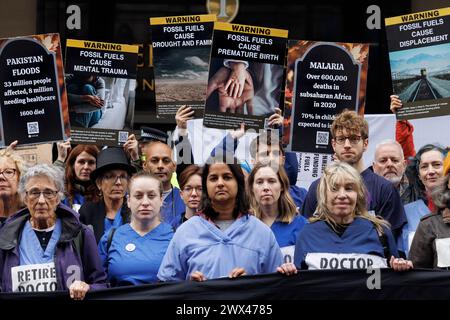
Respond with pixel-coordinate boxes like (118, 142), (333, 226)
(385, 7), (450, 120)
(286, 41), (369, 154)
(65, 39), (139, 146)
(151, 14), (215, 119)
(203, 22), (288, 131)
(0, 34), (68, 147)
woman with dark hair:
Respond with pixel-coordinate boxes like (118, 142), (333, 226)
(79, 148), (136, 243)
(178, 165), (203, 223)
(157, 153), (282, 281)
(404, 144), (446, 207)
(410, 173), (450, 268)
(399, 144), (447, 257)
(62, 144), (100, 212)
(247, 162), (307, 263)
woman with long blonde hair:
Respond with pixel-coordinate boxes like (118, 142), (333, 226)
(278, 162), (413, 274)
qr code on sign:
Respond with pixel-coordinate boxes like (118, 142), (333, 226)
(316, 131), (329, 145)
(118, 131), (129, 143)
(27, 122), (39, 135)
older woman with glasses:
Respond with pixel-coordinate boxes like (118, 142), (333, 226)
(79, 148), (136, 243)
(0, 148), (27, 224)
(0, 164), (107, 299)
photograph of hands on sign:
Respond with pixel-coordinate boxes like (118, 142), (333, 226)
(66, 74), (136, 130)
(205, 58), (283, 116)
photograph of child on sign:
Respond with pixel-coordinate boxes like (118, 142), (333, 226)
(66, 74), (136, 130)
(205, 58), (283, 116)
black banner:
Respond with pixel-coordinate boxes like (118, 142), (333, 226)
(0, 35), (67, 146)
(2, 269), (450, 300)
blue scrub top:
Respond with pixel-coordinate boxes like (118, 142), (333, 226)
(99, 222), (173, 286)
(294, 217), (399, 269)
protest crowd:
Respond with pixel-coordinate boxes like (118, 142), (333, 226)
(0, 7), (450, 301)
(2, 99), (450, 299)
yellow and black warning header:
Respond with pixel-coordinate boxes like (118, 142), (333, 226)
(385, 7), (450, 26)
(66, 39), (139, 53)
(150, 14), (216, 25)
(214, 22), (288, 38)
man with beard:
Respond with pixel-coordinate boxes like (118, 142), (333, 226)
(301, 110), (407, 238)
(142, 132), (185, 231)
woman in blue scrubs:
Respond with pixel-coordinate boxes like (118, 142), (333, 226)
(99, 171), (173, 286)
(277, 162), (413, 275)
(247, 162), (307, 264)
(157, 153), (282, 282)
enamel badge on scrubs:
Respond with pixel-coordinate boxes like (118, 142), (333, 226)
(125, 243), (136, 252)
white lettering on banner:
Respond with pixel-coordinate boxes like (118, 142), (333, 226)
(280, 245), (295, 264)
(11, 262), (57, 292)
(435, 238), (450, 268)
(305, 253), (388, 270)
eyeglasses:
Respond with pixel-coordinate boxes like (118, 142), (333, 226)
(103, 174), (129, 183)
(26, 189), (58, 200)
(183, 186), (203, 194)
(334, 135), (363, 145)
(0, 168), (17, 179)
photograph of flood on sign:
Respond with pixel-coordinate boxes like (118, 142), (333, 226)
(65, 39), (139, 146)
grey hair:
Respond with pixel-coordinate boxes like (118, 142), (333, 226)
(18, 164), (65, 199)
(374, 139), (404, 160)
